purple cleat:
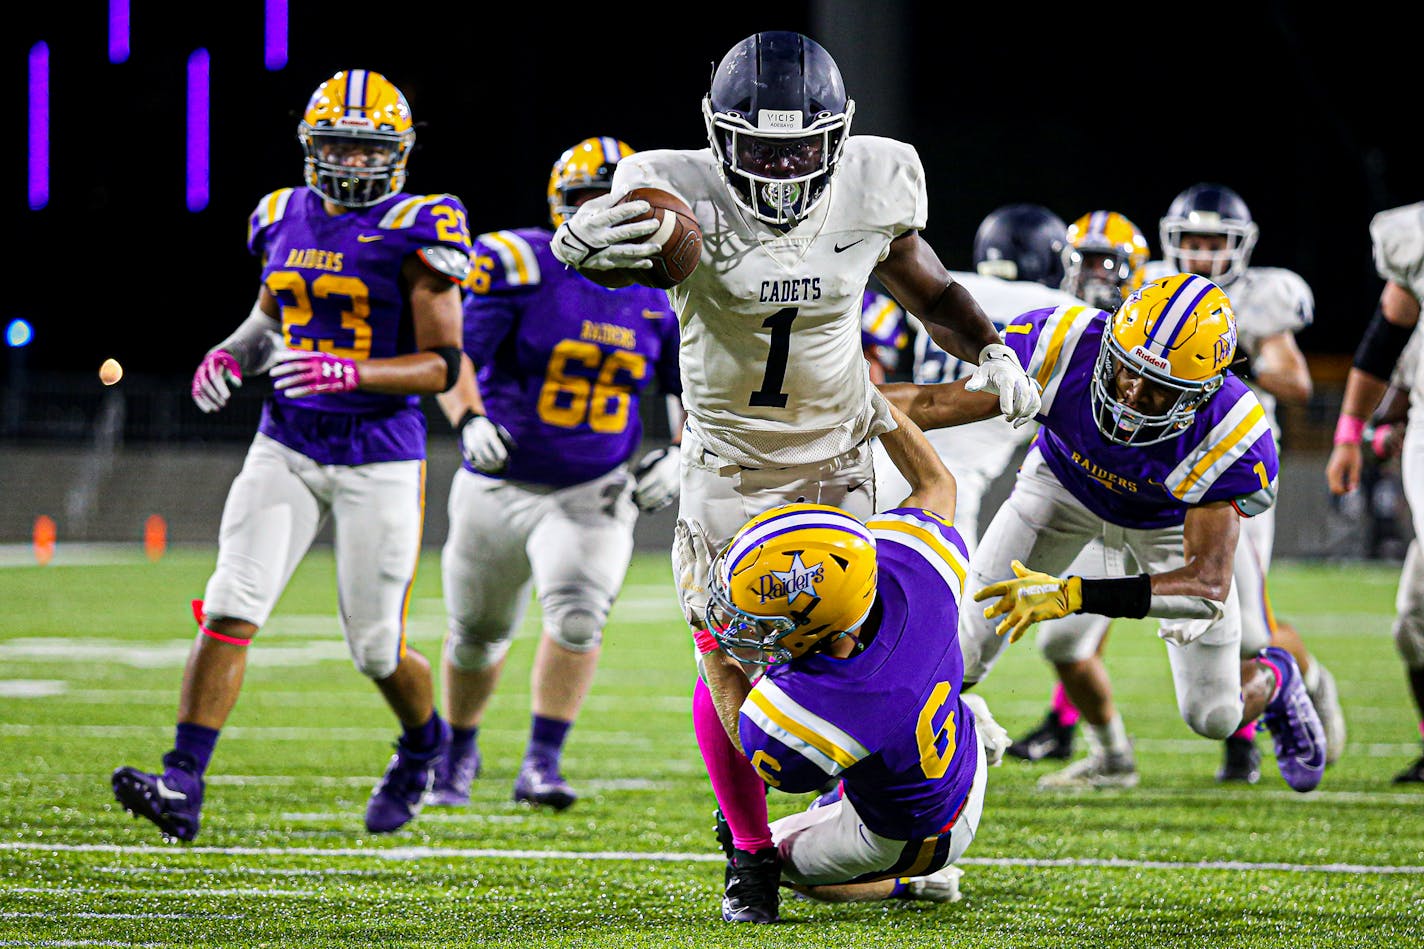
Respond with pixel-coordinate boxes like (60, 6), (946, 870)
(111, 754), (204, 842)
(426, 732), (481, 807)
(366, 719), (449, 833)
(512, 756), (577, 811)
(1258, 647), (1326, 792)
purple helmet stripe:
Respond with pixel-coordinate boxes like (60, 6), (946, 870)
(346, 69), (368, 116)
(601, 137), (620, 163)
(1090, 210), (1108, 236)
(1157, 281), (1216, 353)
(1144, 275), (1204, 349)
(725, 509), (874, 575)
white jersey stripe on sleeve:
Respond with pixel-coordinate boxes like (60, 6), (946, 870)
(1166, 392), (1270, 503)
(1026, 306), (1092, 415)
(482, 230), (542, 287)
(744, 677), (869, 774)
(379, 193), (443, 230)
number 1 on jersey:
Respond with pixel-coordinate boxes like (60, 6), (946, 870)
(749, 307), (797, 408)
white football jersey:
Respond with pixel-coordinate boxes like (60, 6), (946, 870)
(612, 137), (927, 467)
(1372, 203), (1424, 403)
(1144, 261), (1314, 439)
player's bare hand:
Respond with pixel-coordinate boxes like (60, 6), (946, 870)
(1325, 442), (1363, 495)
(974, 560), (1082, 643)
(551, 193), (660, 271)
(966, 343), (1041, 426)
(192, 349), (242, 413)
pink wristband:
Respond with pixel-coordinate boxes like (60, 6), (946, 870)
(1372, 423), (1395, 457)
(1334, 415), (1365, 446)
(692, 627), (721, 655)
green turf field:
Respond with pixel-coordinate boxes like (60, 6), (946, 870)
(1, 550), (1421, 947)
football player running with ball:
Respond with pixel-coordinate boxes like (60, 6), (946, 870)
(551, 31), (1037, 923)
(677, 402), (1008, 913)
(112, 70), (472, 840)
(885, 274), (1328, 794)
(427, 138), (682, 811)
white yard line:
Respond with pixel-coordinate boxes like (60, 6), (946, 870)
(1, 841), (1420, 875)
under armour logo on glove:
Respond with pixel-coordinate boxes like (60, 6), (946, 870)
(270, 350), (360, 398)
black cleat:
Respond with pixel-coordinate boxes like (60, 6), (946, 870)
(722, 846), (781, 923)
(1217, 734), (1262, 784)
(1393, 752), (1424, 784)
(1007, 709), (1077, 762)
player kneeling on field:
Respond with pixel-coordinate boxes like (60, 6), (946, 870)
(677, 405), (1008, 921)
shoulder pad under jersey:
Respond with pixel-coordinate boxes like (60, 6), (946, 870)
(376, 193), (473, 251)
(1232, 478), (1277, 518)
(417, 245), (473, 284)
(1371, 203), (1424, 296)
(247, 188), (297, 255)
(1237, 268), (1314, 336)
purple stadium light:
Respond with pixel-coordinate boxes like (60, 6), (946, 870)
(265, 0), (288, 70)
(109, 0), (131, 64)
(186, 49), (210, 212)
(28, 42), (49, 211)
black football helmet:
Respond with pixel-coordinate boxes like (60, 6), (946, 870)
(972, 203), (1068, 288)
(1159, 183), (1258, 287)
(702, 31), (854, 227)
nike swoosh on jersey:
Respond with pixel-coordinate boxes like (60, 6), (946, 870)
(156, 779), (188, 801)
(357, 234), (383, 243)
(834, 239), (865, 253)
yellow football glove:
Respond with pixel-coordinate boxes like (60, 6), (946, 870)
(973, 560), (1083, 643)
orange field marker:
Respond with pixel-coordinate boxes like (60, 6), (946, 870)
(33, 515), (56, 566)
(144, 514), (168, 562)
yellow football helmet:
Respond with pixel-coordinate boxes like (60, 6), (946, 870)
(1062, 211), (1151, 311)
(547, 137), (635, 228)
(297, 69), (415, 208)
(707, 503), (877, 665)
(1091, 273), (1238, 446)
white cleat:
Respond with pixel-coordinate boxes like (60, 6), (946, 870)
(1038, 740), (1139, 790)
(904, 864), (963, 903)
(1305, 660), (1346, 765)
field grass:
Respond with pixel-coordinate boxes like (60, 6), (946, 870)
(1, 549), (1422, 947)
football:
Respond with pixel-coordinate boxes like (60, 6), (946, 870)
(618, 187), (702, 289)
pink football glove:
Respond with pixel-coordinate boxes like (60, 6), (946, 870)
(270, 350), (360, 398)
(191, 350), (242, 413)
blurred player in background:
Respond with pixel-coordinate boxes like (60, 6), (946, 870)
(1327, 201), (1424, 782)
(428, 138), (682, 812)
(1013, 188), (1344, 787)
(678, 401), (1008, 909)
(551, 31), (1038, 923)
(111, 69), (470, 840)
(887, 274), (1329, 795)
(861, 287), (909, 384)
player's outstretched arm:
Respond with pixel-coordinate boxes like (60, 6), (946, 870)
(436, 354), (515, 475)
(190, 290), (283, 413)
(878, 400), (956, 517)
(1143, 501), (1237, 621)
(877, 378), (1000, 432)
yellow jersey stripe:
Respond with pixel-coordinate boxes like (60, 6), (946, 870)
(483, 230), (541, 286)
(867, 300), (898, 335)
(868, 520), (967, 589)
(1173, 403), (1267, 500)
(1003, 324), (1032, 335)
(1035, 306), (1086, 389)
(746, 689), (859, 769)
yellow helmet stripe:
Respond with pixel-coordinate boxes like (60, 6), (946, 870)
(482, 230), (542, 287)
(745, 678), (867, 771)
(867, 518), (966, 598)
(1144, 275), (1217, 357)
(1168, 397), (1269, 501)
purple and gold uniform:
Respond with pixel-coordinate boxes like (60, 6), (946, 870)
(741, 509), (985, 864)
(250, 186), (472, 465)
(462, 227), (680, 485)
(1003, 304), (1278, 529)
(860, 290), (907, 376)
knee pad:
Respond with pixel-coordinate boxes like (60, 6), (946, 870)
(348, 628), (402, 680)
(544, 607), (604, 654)
(443, 623), (514, 672)
(1182, 696), (1243, 741)
(1037, 614), (1108, 664)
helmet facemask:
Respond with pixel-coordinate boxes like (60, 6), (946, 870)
(299, 125), (412, 208)
(1064, 248), (1136, 311)
(1090, 323), (1224, 446)
(703, 99), (853, 227)
(1162, 220), (1258, 287)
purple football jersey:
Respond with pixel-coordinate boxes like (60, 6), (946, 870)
(250, 187), (472, 465)
(860, 289), (907, 372)
(462, 227), (681, 487)
(1002, 305), (1279, 528)
(739, 509), (980, 841)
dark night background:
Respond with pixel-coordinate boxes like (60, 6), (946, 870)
(7, 2), (1420, 377)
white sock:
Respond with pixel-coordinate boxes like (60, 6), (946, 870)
(1088, 714), (1130, 755)
(1302, 659), (1321, 693)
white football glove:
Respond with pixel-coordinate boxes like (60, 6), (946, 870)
(458, 412), (516, 475)
(965, 342), (1041, 427)
(550, 193), (662, 271)
(960, 692), (1011, 767)
(632, 445), (681, 512)
(673, 517), (717, 629)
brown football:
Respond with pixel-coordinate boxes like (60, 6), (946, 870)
(617, 187), (702, 289)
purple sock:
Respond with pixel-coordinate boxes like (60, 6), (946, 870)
(450, 726), (478, 755)
(170, 723), (220, 776)
(401, 712), (443, 754)
(528, 715), (572, 762)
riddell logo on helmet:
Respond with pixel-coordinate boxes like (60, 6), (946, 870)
(1130, 346), (1170, 372)
(336, 116), (377, 129)
(758, 110), (803, 130)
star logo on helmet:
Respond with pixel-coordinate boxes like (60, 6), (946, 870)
(768, 552), (825, 606)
